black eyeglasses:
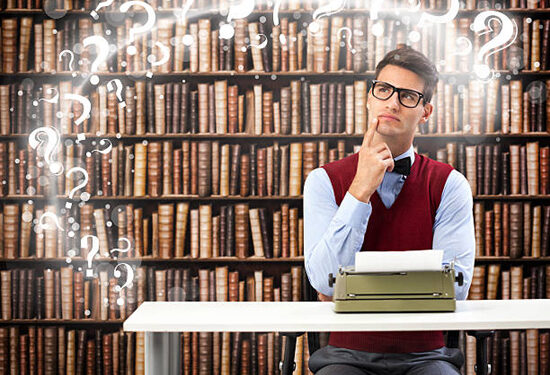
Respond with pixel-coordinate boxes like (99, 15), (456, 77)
(371, 80), (425, 108)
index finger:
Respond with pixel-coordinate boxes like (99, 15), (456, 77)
(362, 117), (378, 148)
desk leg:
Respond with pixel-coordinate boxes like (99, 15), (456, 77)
(145, 332), (181, 375)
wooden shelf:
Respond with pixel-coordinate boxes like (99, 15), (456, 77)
(1, 132), (550, 141)
(0, 319), (124, 325)
(0, 256), (306, 264)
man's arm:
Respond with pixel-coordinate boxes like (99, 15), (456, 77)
(303, 168), (372, 296)
(433, 169), (476, 301)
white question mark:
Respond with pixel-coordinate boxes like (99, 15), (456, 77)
(86, 139), (113, 156)
(273, 0), (282, 26)
(110, 237), (132, 256)
(107, 79), (126, 108)
(241, 33), (268, 51)
(65, 167), (90, 209)
(174, 0), (193, 23)
(38, 212), (65, 231)
(309, 0), (347, 35)
(90, 0), (114, 19)
(417, 0), (459, 27)
(114, 263), (135, 305)
(28, 126), (64, 175)
(120, 1), (156, 55)
(82, 234), (100, 277)
(370, 0), (384, 20)
(219, 0), (256, 39)
(472, 11), (517, 80)
(148, 42), (171, 67)
(63, 93), (91, 140)
(37, 87), (59, 104)
(82, 36), (110, 85)
(337, 27), (355, 54)
(58, 50), (76, 72)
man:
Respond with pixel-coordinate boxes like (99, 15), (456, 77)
(303, 47), (476, 375)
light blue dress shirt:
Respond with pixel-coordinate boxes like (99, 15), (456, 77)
(303, 145), (476, 300)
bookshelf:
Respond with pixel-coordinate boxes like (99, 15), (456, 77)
(0, 0), (549, 373)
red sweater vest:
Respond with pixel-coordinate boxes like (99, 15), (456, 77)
(322, 152), (453, 353)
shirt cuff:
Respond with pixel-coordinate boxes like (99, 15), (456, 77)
(333, 191), (372, 231)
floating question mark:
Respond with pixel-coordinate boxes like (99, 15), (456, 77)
(90, 0), (114, 19)
(273, 0), (282, 26)
(241, 33), (268, 51)
(107, 79), (126, 108)
(148, 42), (171, 67)
(28, 126), (64, 175)
(114, 262), (134, 305)
(37, 87), (59, 104)
(174, 0), (193, 23)
(58, 50), (76, 73)
(38, 211), (65, 231)
(472, 11), (517, 80)
(309, 0), (347, 35)
(110, 237), (132, 256)
(219, 0), (256, 39)
(369, 0), (384, 20)
(86, 139), (113, 156)
(417, 0), (459, 27)
(65, 167), (90, 209)
(63, 93), (91, 140)
(120, 1), (156, 55)
(82, 234), (100, 277)
(82, 36), (110, 85)
(337, 27), (355, 54)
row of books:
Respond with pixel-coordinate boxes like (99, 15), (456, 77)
(469, 264), (549, 300)
(2, 78), (549, 136)
(0, 266), (305, 320)
(0, 0), (542, 11)
(0, 325), (549, 375)
(434, 142), (550, 197)
(5, 138), (550, 200)
(0, 326), (315, 375)
(0, 202), (305, 259)
(1, 13), (549, 74)
(473, 202), (550, 258)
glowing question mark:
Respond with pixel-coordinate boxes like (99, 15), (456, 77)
(241, 33), (268, 51)
(337, 27), (355, 54)
(472, 11), (517, 80)
(120, 1), (156, 55)
(107, 79), (126, 108)
(417, 0), (459, 27)
(90, 0), (114, 19)
(63, 93), (91, 140)
(28, 126), (64, 175)
(219, 0), (256, 39)
(38, 212), (65, 231)
(86, 139), (113, 156)
(37, 87), (59, 104)
(82, 36), (110, 85)
(82, 234), (100, 277)
(174, 0), (193, 23)
(309, 0), (347, 35)
(273, 0), (282, 26)
(148, 42), (171, 67)
(113, 262), (135, 305)
(110, 237), (132, 256)
(58, 50), (76, 72)
(65, 167), (90, 209)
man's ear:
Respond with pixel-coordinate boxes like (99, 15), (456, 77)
(419, 102), (433, 124)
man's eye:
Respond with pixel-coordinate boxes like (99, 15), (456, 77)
(378, 86), (390, 92)
(403, 92), (416, 100)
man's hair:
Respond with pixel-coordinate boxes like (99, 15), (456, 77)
(374, 47), (439, 104)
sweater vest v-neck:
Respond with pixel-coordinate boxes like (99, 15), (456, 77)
(321, 152), (453, 353)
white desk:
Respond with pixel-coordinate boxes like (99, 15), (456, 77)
(123, 299), (550, 374)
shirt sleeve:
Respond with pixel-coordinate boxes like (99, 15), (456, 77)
(433, 169), (476, 301)
(303, 168), (372, 296)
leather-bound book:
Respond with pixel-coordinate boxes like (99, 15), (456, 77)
(234, 19), (248, 72)
(191, 141), (198, 195)
(199, 332), (212, 375)
(238, 151), (249, 197)
(241, 338), (250, 375)
(1, 19), (17, 73)
(182, 141), (190, 195)
(198, 141), (212, 197)
(303, 142), (317, 182)
(290, 208), (299, 257)
(476, 145), (484, 196)
(290, 81), (301, 134)
(0, 271), (11, 320)
(511, 266), (523, 299)
(190, 90), (198, 133)
(228, 85), (239, 134)
(249, 208), (264, 257)
(486, 264), (500, 299)
(510, 80), (523, 133)
(321, 83), (329, 133)
(469, 265), (486, 300)
(257, 147), (266, 196)
(542, 206), (550, 257)
(190, 208), (199, 258)
(309, 84), (321, 134)
(161, 141), (173, 195)
(230, 332), (242, 375)
(273, 210), (281, 258)
(257, 21), (270, 72)
(281, 204), (290, 258)
(523, 202), (532, 257)
(257, 334), (267, 375)
(533, 205), (542, 257)
(198, 83), (209, 133)
(159, 203), (174, 259)
(226, 205), (234, 257)
(145, 82), (155, 133)
(215, 80), (228, 133)
(3, 204), (18, 258)
(329, 17), (343, 71)
(174, 148), (182, 194)
(483, 145), (492, 195)
(250, 145), (257, 195)
(494, 202), (502, 256)
(44, 327), (57, 374)
(328, 83), (336, 133)
(540, 147), (549, 194)
(180, 83), (189, 133)
(133, 143), (147, 197)
(510, 202), (523, 258)
(219, 144), (230, 196)
(259, 208), (272, 259)
(61, 267), (74, 319)
(199, 204), (212, 258)
(289, 143), (302, 196)
(198, 19), (211, 72)
(235, 203), (250, 258)
(263, 91), (273, 134)
(230, 143), (243, 195)
(484, 210), (493, 256)
(540, 332), (549, 375)
(175, 202), (189, 258)
(280, 87), (291, 134)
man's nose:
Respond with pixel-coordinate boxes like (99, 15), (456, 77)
(385, 91), (401, 110)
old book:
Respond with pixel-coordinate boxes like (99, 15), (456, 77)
(249, 208), (265, 257)
(235, 203), (249, 259)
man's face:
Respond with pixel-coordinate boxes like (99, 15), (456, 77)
(366, 64), (433, 141)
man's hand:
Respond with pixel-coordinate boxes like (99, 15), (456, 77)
(317, 292), (333, 302)
(348, 118), (394, 203)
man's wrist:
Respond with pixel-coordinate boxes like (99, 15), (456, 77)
(348, 184), (373, 203)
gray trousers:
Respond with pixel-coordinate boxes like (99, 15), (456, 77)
(308, 345), (464, 375)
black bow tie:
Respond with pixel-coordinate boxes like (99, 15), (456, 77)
(392, 157), (411, 176)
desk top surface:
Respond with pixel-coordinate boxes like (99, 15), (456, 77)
(123, 299), (550, 332)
